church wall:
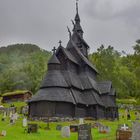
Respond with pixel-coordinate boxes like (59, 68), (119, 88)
(86, 106), (97, 119)
(29, 101), (55, 117)
(105, 107), (115, 120)
(55, 102), (74, 117)
(29, 101), (74, 118)
(75, 105), (87, 117)
(96, 105), (105, 119)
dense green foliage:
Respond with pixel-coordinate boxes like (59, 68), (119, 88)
(0, 42), (140, 99)
(89, 41), (140, 98)
(0, 44), (51, 94)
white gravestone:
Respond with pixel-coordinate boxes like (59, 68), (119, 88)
(79, 118), (84, 125)
(23, 118), (27, 127)
(14, 113), (19, 120)
(9, 112), (12, 118)
(3, 112), (6, 118)
(10, 114), (15, 124)
(1, 130), (6, 136)
(61, 126), (70, 138)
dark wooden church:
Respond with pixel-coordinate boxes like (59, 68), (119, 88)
(28, 2), (118, 120)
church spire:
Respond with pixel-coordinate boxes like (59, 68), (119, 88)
(73, 0), (83, 38)
(75, 0), (80, 23)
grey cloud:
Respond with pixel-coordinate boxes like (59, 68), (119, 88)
(0, 0), (139, 54)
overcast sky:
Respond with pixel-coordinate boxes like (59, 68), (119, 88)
(0, 0), (140, 54)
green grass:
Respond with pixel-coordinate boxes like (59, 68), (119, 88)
(3, 101), (27, 108)
(2, 90), (31, 97)
(0, 109), (139, 140)
(117, 98), (137, 105)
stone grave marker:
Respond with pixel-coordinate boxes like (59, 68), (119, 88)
(56, 124), (62, 131)
(131, 122), (140, 140)
(61, 126), (70, 138)
(1, 130), (6, 136)
(78, 124), (92, 140)
(79, 118), (84, 125)
(28, 123), (38, 133)
(23, 117), (27, 127)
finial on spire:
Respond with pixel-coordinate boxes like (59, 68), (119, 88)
(67, 26), (71, 39)
(76, 0), (79, 14)
(58, 40), (62, 46)
(52, 46), (56, 54)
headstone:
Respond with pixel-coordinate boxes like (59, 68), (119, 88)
(23, 118), (27, 127)
(61, 126), (70, 138)
(10, 114), (15, 124)
(28, 124), (38, 133)
(56, 125), (62, 131)
(79, 118), (84, 125)
(98, 126), (104, 133)
(14, 113), (19, 120)
(1, 130), (6, 136)
(9, 111), (12, 118)
(70, 124), (79, 132)
(131, 122), (140, 140)
(78, 124), (92, 140)
(3, 112), (7, 118)
(116, 129), (132, 140)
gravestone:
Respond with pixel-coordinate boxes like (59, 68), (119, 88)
(10, 114), (15, 124)
(70, 124), (79, 132)
(56, 124), (62, 131)
(28, 124), (38, 133)
(98, 125), (110, 133)
(1, 130), (6, 136)
(131, 122), (140, 140)
(78, 124), (92, 140)
(61, 126), (70, 138)
(79, 118), (84, 125)
(23, 117), (27, 127)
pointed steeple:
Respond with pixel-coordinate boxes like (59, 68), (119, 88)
(73, 0), (83, 38)
(75, 0), (80, 23)
(48, 47), (60, 65)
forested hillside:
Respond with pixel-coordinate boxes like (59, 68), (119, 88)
(0, 42), (140, 99)
(0, 44), (51, 94)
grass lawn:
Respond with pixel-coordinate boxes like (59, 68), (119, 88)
(0, 109), (139, 140)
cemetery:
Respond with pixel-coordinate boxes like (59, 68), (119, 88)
(0, 102), (140, 140)
(0, 1), (140, 140)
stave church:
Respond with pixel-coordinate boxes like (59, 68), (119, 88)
(28, 2), (118, 120)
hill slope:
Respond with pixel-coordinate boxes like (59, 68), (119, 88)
(0, 44), (51, 94)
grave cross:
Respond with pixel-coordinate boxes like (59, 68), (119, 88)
(58, 40), (62, 46)
(52, 46), (56, 54)
(121, 124), (129, 131)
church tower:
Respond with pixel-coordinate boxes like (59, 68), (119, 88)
(68, 0), (90, 58)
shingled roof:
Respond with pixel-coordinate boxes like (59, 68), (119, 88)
(48, 54), (60, 64)
(29, 88), (75, 104)
(56, 46), (79, 65)
(40, 70), (68, 88)
(97, 81), (112, 94)
(67, 37), (98, 73)
(101, 95), (116, 107)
